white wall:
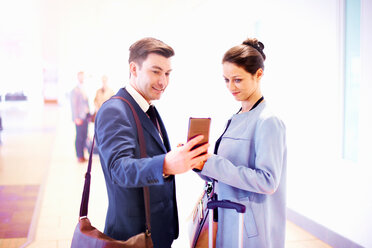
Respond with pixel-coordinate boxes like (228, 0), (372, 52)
(261, 0), (371, 247)
(1, 0), (371, 246)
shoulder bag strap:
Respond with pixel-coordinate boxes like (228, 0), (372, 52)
(111, 96), (151, 235)
(79, 137), (95, 219)
(78, 96), (152, 236)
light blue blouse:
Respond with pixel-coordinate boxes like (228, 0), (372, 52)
(201, 101), (287, 248)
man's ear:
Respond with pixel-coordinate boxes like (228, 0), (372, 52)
(129, 62), (138, 77)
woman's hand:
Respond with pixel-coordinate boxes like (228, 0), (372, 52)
(192, 155), (211, 171)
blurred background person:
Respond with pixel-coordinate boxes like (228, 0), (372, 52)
(92, 74), (114, 122)
(70, 71), (90, 163)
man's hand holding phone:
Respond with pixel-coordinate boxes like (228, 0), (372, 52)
(163, 135), (211, 175)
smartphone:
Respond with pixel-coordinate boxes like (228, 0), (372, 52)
(187, 117), (211, 151)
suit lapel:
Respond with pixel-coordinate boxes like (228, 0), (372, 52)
(117, 88), (168, 153)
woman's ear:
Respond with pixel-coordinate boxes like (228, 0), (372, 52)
(255, 68), (264, 81)
(129, 62), (138, 77)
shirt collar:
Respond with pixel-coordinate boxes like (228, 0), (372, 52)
(125, 83), (151, 113)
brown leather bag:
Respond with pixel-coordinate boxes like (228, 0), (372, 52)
(71, 97), (153, 248)
(71, 218), (152, 248)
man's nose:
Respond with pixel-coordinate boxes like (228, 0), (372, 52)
(158, 74), (167, 87)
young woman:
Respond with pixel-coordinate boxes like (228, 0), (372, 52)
(196, 38), (287, 248)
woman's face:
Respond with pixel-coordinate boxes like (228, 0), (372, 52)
(222, 62), (262, 102)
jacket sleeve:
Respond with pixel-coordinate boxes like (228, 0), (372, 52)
(95, 99), (165, 188)
(201, 116), (286, 195)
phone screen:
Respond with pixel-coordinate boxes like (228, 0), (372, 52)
(187, 117), (211, 151)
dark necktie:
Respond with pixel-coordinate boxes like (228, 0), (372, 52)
(146, 105), (160, 133)
(147, 105), (169, 179)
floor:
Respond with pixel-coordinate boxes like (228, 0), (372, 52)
(0, 100), (333, 248)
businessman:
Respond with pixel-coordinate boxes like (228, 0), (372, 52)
(70, 71), (90, 163)
(94, 37), (210, 247)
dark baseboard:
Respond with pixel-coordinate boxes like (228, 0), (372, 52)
(287, 208), (364, 248)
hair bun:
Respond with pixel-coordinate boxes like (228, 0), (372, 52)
(242, 38), (266, 60)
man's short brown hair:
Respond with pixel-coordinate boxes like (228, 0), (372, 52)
(128, 37), (175, 67)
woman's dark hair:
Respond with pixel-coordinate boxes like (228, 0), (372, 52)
(222, 38), (266, 74)
(129, 37), (175, 67)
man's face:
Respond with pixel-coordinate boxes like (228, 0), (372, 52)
(132, 53), (172, 103)
(77, 72), (84, 84)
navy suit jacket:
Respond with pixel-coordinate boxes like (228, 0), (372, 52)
(94, 88), (179, 248)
